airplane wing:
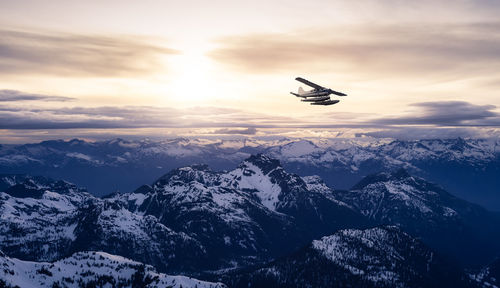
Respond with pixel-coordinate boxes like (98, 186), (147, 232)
(295, 77), (325, 90)
(329, 89), (347, 97)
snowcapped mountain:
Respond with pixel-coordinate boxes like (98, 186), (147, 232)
(1, 153), (499, 287)
(333, 169), (500, 266)
(0, 176), (205, 273)
(0, 251), (225, 288)
(1, 137), (499, 209)
(0, 176), (91, 261)
(222, 226), (472, 288)
(0, 154), (367, 273)
(122, 154), (368, 270)
(265, 138), (500, 210)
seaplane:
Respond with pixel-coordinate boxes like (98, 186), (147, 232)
(290, 77), (347, 106)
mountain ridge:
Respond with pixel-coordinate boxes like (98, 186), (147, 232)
(220, 226), (474, 288)
(0, 250), (226, 288)
(1, 137), (499, 210)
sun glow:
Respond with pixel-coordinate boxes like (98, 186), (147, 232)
(166, 46), (219, 105)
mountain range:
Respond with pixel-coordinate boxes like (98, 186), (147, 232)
(1, 137), (499, 210)
(1, 153), (499, 287)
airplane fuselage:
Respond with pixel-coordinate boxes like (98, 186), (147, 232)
(290, 89), (333, 98)
(297, 89), (331, 97)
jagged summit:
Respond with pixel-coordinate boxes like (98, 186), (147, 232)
(155, 164), (214, 186)
(242, 153), (282, 174)
(133, 184), (154, 194)
(145, 154), (308, 213)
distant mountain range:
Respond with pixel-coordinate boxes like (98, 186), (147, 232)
(1, 154), (499, 287)
(1, 137), (499, 210)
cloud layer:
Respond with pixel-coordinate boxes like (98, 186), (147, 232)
(376, 101), (500, 127)
(209, 22), (500, 80)
(212, 127), (258, 135)
(0, 89), (75, 102)
(2, 91), (499, 129)
(1, 90), (499, 141)
(0, 28), (178, 77)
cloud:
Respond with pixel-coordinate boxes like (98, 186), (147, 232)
(208, 22), (500, 79)
(356, 127), (500, 140)
(353, 100), (500, 139)
(0, 28), (179, 77)
(0, 89), (75, 102)
(211, 127), (258, 135)
(0, 102), (293, 130)
(375, 101), (500, 127)
(1, 89), (498, 143)
(2, 97), (498, 130)
(0, 106), (179, 129)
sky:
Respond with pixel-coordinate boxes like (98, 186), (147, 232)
(1, 0), (500, 143)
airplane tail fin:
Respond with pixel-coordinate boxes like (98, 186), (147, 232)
(298, 87), (305, 94)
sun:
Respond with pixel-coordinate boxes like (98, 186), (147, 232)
(167, 47), (218, 104)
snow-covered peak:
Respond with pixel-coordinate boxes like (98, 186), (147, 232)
(149, 154), (303, 212)
(272, 139), (320, 158)
(229, 161), (282, 211)
(303, 175), (331, 192)
(226, 154), (313, 211)
(155, 164), (216, 187)
(242, 154), (282, 174)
